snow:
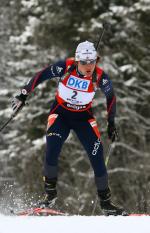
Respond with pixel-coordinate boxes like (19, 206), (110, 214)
(9, 16), (40, 45)
(0, 90), (9, 95)
(21, 0), (38, 8)
(109, 6), (128, 16)
(7, 60), (37, 71)
(133, 0), (150, 11)
(124, 77), (137, 86)
(90, 18), (103, 30)
(0, 215), (150, 233)
(0, 108), (12, 117)
(32, 136), (45, 148)
(119, 64), (137, 73)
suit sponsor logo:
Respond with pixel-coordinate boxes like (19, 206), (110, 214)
(66, 76), (90, 91)
(66, 103), (86, 110)
(102, 78), (108, 85)
(51, 66), (55, 76)
(56, 66), (63, 74)
(47, 132), (62, 138)
(92, 138), (101, 155)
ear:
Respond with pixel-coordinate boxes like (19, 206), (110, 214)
(96, 55), (100, 63)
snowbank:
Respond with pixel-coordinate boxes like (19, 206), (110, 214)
(0, 215), (150, 233)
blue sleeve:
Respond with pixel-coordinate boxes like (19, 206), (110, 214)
(22, 60), (66, 94)
(98, 72), (116, 123)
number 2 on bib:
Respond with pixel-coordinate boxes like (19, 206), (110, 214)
(71, 90), (78, 99)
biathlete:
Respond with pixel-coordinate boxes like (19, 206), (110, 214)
(12, 41), (126, 215)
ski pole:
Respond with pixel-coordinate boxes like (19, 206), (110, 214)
(0, 103), (25, 132)
(105, 131), (118, 166)
(91, 141), (114, 215)
(91, 131), (118, 215)
(95, 21), (110, 51)
(92, 21), (110, 84)
(0, 115), (14, 132)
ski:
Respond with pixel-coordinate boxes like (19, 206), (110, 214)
(11, 206), (150, 216)
(129, 214), (150, 216)
(13, 207), (68, 216)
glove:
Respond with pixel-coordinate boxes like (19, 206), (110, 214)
(11, 91), (27, 113)
(107, 121), (119, 142)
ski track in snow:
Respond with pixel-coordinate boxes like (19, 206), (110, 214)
(0, 215), (150, 233)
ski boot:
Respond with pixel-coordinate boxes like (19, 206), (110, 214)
(39, 177), (57, 208)
(98, 188), (128, 216)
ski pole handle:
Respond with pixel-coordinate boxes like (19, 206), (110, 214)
(12, 101), (25, 117)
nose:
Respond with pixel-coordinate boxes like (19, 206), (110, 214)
(86, 63), (93, 68)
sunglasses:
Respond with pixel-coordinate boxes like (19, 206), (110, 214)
(79, 60), (96, 65)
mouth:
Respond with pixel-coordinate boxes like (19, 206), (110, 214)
(86, 70), (92, 74)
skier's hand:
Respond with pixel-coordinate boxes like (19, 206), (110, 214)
(107, 121), (119, 142)
(11, 90), (27, 113)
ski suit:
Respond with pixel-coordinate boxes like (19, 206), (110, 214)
(22, 58), (116, 191)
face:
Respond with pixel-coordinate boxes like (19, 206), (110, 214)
(77, 60), (97, 77)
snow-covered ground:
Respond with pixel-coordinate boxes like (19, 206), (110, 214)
(0, 215), (150, 233)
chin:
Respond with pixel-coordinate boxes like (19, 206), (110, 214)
(86, 72), (92, 76)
